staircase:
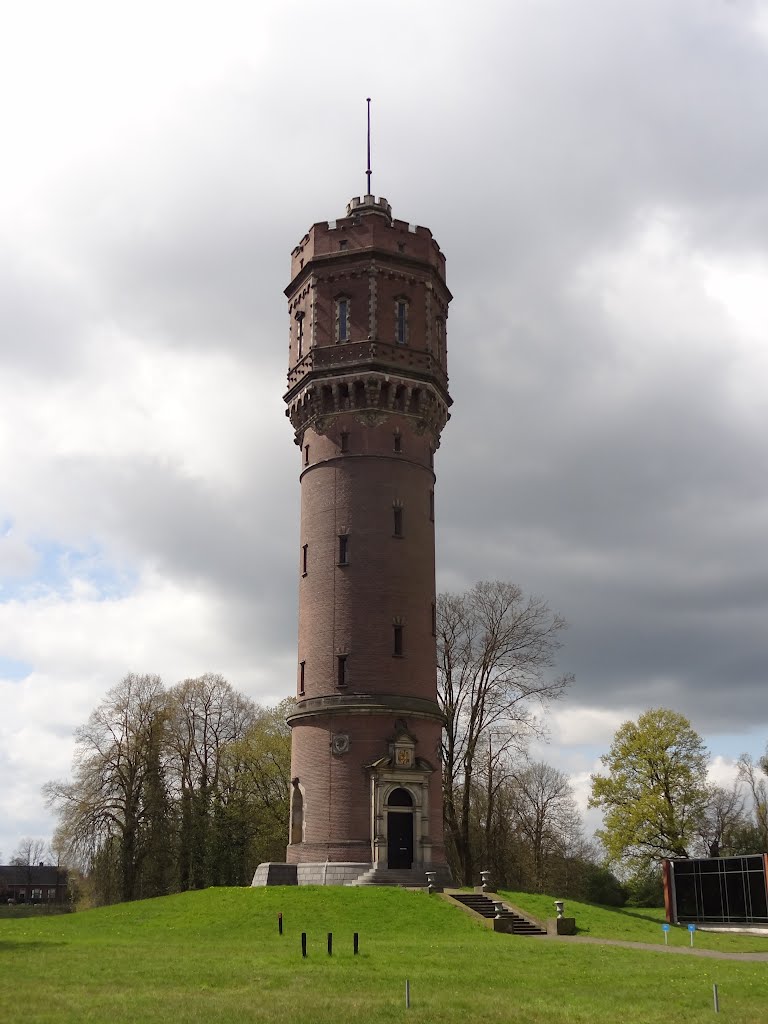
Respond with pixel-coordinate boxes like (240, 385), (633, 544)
(449, 893), (547, 935)
(347, 866), (430, 887)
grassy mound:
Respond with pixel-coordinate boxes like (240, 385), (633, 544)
(0, 887), (766, 1023)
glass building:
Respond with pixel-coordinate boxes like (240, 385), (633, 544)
(664, 855), (768, 924)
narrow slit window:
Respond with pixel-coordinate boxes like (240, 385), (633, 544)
(340, 432), (349, 453)
(393, 624), (404, 657)
(295, 311), (305, 359)
(338, 535), (349, 565)
(302, 544), (308, 576)
(299, 661), (305, 696)
(431, 603), (437, 637)
(337, 655), (348, 688)
(429, 490), (434, 522)
(396, 299), (408, 345)
(393, 433), (402, 453)
(337, 298), (349, 342)
(393, 507), (403, 537)
(304, 444), (310, 466)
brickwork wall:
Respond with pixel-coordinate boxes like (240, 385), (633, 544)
(286, 712), (445, 865)
(296, 417), (436, 702)
(286, 199), (450, 367)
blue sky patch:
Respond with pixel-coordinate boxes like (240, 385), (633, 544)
(0, 656), (33, 681)
(0, 536), (138, 603)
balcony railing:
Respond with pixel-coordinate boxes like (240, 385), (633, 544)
(287, 340), (447, 390)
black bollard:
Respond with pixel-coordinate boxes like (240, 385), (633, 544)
(327, 932), (333, 956)
(278, 912), (283, 936)
(301, 932), (307, 958)
(353, 932), (359, 955)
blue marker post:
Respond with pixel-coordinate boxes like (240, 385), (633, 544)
(662, 923), (670, 946)
(688, 923), (696, 947)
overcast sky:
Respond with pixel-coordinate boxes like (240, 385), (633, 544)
(2, 0), (768, 859)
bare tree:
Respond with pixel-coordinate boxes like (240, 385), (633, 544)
(508, 760), (582, 892)
(697, 783), (748, 857)
(737, 754), (768, 850)
(437, 580), (573, 884)
(44, 673), (168, 903)
(10, 837), (49, 867)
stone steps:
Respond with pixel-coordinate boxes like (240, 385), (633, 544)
(449, 893), (547, 935)
(347, 867), (430, 887)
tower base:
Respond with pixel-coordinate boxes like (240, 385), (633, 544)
(251, 861), (452, 887)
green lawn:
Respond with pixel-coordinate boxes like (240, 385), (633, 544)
(1, 887), (767, 1024)
(501, 890), (768, 952)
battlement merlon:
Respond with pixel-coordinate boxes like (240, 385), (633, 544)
(346, 194), (393, 219)
(288, 196), (448, 284)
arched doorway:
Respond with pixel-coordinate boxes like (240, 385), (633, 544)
(386, 787), (414, 869)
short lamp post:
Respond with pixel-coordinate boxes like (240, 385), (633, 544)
(554, 900), (565, 920)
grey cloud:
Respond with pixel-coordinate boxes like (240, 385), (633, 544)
(3, 0), (768, 854)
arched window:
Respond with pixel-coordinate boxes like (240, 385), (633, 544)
(388, 787), (413, 807)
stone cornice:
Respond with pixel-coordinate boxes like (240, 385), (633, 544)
(286, 693), (444, 726)
(285, 367), (451, 448)
(285, 248), (453, 303)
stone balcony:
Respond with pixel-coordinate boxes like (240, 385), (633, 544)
(285, 339), (449, 399)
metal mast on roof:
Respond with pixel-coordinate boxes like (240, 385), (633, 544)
(366, 98), (372, 196)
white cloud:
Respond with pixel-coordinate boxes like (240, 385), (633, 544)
(547, 707), (632, 748)
(706, 755), (742, 789)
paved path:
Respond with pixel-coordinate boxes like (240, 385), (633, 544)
(451, 894), (768, 961)
(548, 934), (768, 961)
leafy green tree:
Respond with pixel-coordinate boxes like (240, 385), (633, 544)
(582, 864), (626, 906)
(165, 674), (258, 889)
(623, 864), (664, 907)
(212, 699), (293, 881)
(589, 708), (709, 868)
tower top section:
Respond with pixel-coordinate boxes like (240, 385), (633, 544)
(288, 197), (449, 292)
(284, 189), (452, 449)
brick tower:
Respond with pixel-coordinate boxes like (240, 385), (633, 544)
(273, 190), (451, 885)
